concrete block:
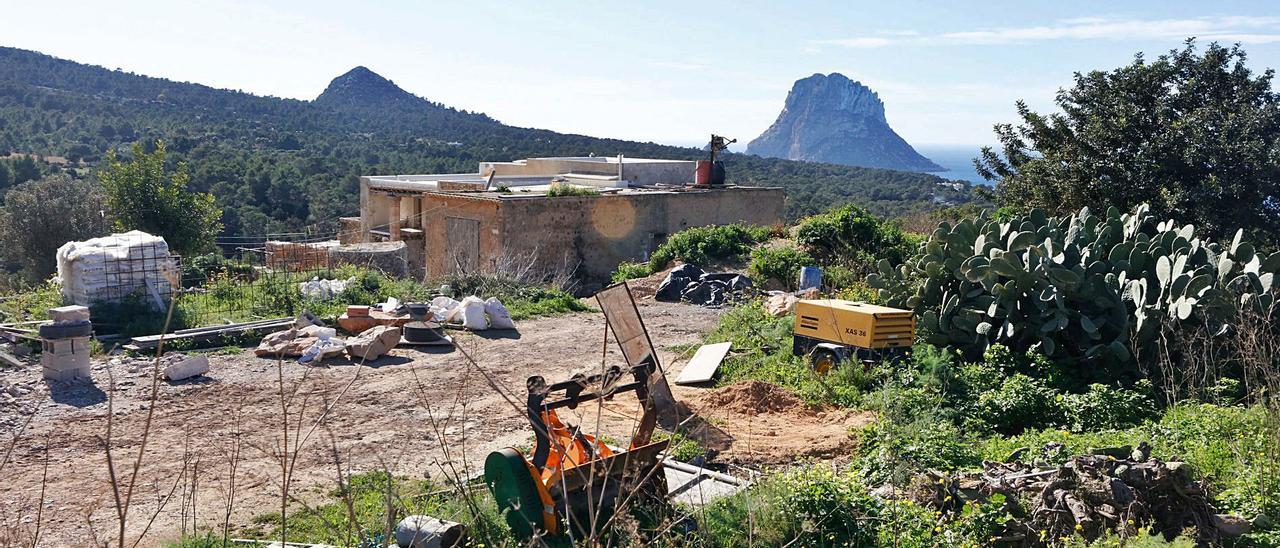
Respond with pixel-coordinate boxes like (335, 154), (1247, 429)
(42, 337), (91, 356)
(48, 305), (90, 323)
(42, 352), (90, 372)
(43, 365), (89, 382)
(163, 355), (210, 381)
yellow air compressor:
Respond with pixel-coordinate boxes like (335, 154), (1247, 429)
(791, 299), (915, 374)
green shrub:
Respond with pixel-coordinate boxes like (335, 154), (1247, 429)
(0, 279), (63, 323)
(648, 223), (763, 271)
(795, 204), (916, 268)
(545, 182), (598, 197)
(611, 260), (652, 283)
(748, 244), (813, 289)
(653, 430), (704, 462)
(857, 412), (980, 486)
(700, 467), (1013, 548)
(254, 277), (302, 318)
(180, 253), (254, 287)
(968, 374), (1061, 434)
(1149, 403), (1280, 519)
(1061, 381), (1158, 432)
(823, 265), (864, 292)
(90, 292), (192, 336)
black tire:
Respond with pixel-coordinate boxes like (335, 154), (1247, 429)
(809, 347), (840, 376)
(39, 321), (93, 339)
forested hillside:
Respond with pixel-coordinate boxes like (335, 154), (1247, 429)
(0, 47), (977, 236)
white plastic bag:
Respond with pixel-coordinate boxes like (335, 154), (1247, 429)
(299, 277), (355, 301)
(298, 339), (345, 363)
(485, 297), (516, 330)
(459, 296), (488, 330)
(381, 297), (400, 314)
(429, 296), (462, 323)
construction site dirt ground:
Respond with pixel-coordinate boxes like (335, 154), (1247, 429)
(0, 299), (872, 546)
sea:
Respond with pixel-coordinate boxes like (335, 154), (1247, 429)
(914, 145), (993, 186)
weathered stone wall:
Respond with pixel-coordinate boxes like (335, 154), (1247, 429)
(498, 187), (784, 283)
(410, 187), (783, 285)
(329, 241), (410, 278)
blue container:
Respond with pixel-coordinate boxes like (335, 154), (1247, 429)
(798, 266), (822, 291)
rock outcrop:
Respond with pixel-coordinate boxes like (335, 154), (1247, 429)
(748, 73), (942, 172)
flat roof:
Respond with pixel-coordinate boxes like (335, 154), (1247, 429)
(422, 184), (782, 201)
(364, 175), (557, 192)
(518, 156), (692, 164)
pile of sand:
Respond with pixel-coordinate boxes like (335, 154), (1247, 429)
(623, 264), (675, 300)
(694, 380), (815, 417)
(679, 380), (874, 465)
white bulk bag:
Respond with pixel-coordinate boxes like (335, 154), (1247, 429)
(458, 296), (488, 330)
(485, 297), (516, 330)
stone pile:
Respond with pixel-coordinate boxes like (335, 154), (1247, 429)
(40, 305), (93, 381)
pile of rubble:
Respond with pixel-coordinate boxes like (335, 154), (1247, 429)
(894, 443), (1250, 544)
(655, 264), (753, 306)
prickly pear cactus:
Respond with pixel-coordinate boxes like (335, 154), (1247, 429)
(868, 204), (1280, 364)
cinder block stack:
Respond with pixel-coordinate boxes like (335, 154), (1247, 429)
(41, 305), (93, 381)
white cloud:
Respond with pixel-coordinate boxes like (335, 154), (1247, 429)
(813, 16), (1280, 48)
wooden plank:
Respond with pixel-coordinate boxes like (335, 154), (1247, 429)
(128, 318), (294, 349)
(0, 351), (23, 368)
(129, 318), (292, 343)
(675, 342), (732, 385)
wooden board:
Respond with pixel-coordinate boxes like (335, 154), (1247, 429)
(595, 283), (655, 368)
(675, 342), (731, 385)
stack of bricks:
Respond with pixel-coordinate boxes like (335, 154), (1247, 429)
(41, 305), (93, 381)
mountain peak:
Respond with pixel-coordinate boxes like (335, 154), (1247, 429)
(314, 66), (416, 108)
(787, 72), (885, 124)
(747, 72), (941, 172)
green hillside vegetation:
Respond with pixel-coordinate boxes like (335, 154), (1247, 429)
(0, 46), (977, 241)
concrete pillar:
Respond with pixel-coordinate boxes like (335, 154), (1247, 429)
(389, 195), (402, 241)
(359, 178), (372, 243)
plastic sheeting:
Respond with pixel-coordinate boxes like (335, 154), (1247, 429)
(55, 231), (177, 309)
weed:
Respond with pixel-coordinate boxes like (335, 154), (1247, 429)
(546, 183), (599, 197)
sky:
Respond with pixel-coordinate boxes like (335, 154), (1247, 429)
(3, 1), (1280, 149)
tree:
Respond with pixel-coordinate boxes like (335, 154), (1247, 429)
(9, 155), (40, 185)
(977, 40), (1280, 243)
(0, 175), (111, 281)
(0, 162), (12, 191)
(100, 141), (222, 255)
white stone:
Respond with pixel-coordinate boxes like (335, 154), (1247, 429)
(48, 305), (90, 323)
(163, 355), (210, 381)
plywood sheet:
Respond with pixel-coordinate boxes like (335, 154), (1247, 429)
(675, 342), (731, 385)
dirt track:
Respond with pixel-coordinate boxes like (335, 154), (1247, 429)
(0, 300), (869, 546)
